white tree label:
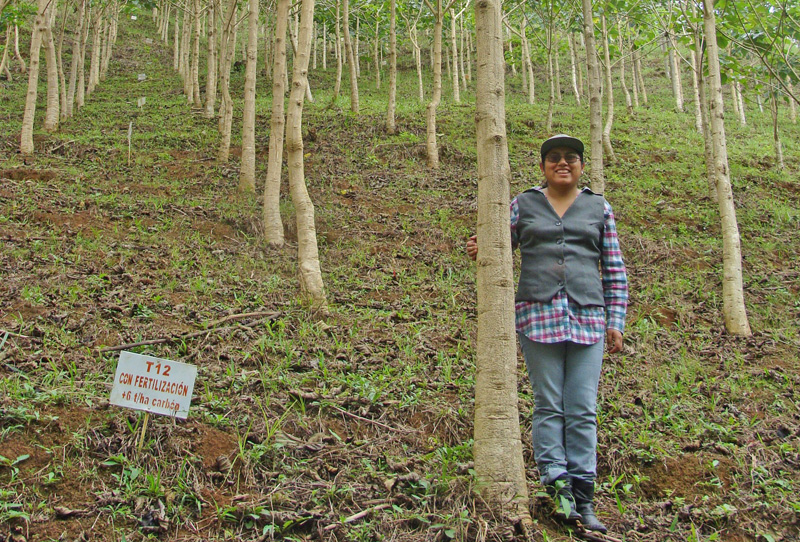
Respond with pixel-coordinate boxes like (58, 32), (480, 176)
(110, 351), (197, 419)
(137, 73), (146, 81)
(138, 97), (146, 107)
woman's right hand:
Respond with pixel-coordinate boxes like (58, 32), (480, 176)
(466, 235), (478, 261)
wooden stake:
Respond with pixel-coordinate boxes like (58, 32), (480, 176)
(137, 411), (150, 454)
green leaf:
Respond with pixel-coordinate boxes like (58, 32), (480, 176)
(717, 32), (729, 49)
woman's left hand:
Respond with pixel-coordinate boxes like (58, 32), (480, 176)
(606, 329), (623, 354)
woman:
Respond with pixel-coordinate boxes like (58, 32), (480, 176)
(467, 134), (628, 533)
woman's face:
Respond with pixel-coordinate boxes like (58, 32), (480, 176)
(539, 146), (585, 188)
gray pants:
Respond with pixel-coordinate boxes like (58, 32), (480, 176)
(518, 333), (604, 485)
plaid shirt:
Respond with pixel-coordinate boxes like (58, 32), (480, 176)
(511, 187), (628, 345)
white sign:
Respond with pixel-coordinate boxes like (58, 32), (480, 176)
(131, 15), (137, 20)
(137, 73), (146, 82)
(110, 351), (197, 419)
(145, 38), (153, 44)
(137, 97), (146, 107)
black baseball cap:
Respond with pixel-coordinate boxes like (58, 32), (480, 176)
(540, 134), (585, 162)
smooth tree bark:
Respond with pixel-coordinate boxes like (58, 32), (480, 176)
(473, 0), (534, 534)
(689, 47), (703, 132)
(329, 0), (342, 105)
(342, 0), (358, 112)
(617, 21), (632, 115)
(568, 32), (580, 105)
(634, 44), (647, 105)
(173, 7), (180, 70)
(1, 26), (12, 80)
(385, 0), (397, 134)
(20, 0), (50, 154)
(191, 0), (201, 106)
(76, 5), (90, 109)
(14, 25), (26, 73)
(423, 0), (454, 169)
(702, 0), (751, 336)
(450, 8), (459, 103)
(239, 0), (259, 192)
(770, 91), (784, 170)
(87, 7), (103, 95)
(42, 0), (60, 133)
(287, 0), (327, 312)
(373, 10), (380, 90)
(204, 0), (218, 118)
(581, 0), (603, 192)
(600, 15), (616, 163)
(217, 1), (237, 162)
(56, 5), (68, 121)
(263, 0), (291, 246)
(691, 13), (717, 200)
(668, 32), (684, 112)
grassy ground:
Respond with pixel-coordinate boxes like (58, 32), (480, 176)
(1, 11), (799, 542)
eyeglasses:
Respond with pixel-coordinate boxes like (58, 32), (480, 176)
(544, 152), (581, 164)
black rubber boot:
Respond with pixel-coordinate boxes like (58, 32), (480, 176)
(572, 478), (607, 533)
(545, 475), (582, 523)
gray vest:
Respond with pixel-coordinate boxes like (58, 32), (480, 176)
(515, 189), (606, 306)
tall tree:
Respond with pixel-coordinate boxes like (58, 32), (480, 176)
(287, 0), (327, 311)
(385, 0), (397, 133)
(239, 0), (259, 192)
(473, 0), (534, 536)
(702, 0), (751, 336)
(343, 0), (358, 112)
(19, 0), (50, 154)
(581, 0), (603, 191)
(263, 0), (291, 246)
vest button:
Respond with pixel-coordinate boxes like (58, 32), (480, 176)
(558, 259), (564, 265)
(555, 221), (562, 226)
(556, 238), (563, 244)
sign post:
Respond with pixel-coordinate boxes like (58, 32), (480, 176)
(110, 351), (198, 452)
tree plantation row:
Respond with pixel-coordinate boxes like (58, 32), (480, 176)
(5, 0), (796, 342)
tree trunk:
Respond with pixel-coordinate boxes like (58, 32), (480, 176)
(581, 0), (603, 192)
(459, 11), (467, 90)
(239, 0), (259, 192)
(322, 23), (327, 69)
(473, 0), (534, 534)
(450, 8), (459, 103)
(43, 1), (60, 133)
(736, 82), (746, 125)
(522, 27), (534, 104)
(373, 14), (380, 90)
(787, 79), (797, 124)
(173, 6), (180, 70)
(600, 15), (616, 163)
(1, 26), (13, 81)
(20, 0), (50, 154)
(634, 46), (647, 105)
(263, 0), (290, 246)
(668, 33), (684, 112)
(546, 42), (554, 132)
(770, 92), (784, 170)
(689, 48), (702, 132)
(287, 0), (327, 312)
(702, 0), (751, 336)
(554, 40), (562, 103)
(56, 6), (68, 121)
(217, 3), (237, 162)
(568, 32), (580, 106)
(343, 0), (358, 112)
(425, 0), (443, 169)
(14, 25), (26, 73)
(385, 0), (396, 134)
(410, 24), (423, 102)
(617, 22), (632, 115)
(330, 0), (342, 105)
(204, 0), (218, 118)
(191, 0), (201, 106)
(87, 9), (103, 95)
(76, 6), (90, 109)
